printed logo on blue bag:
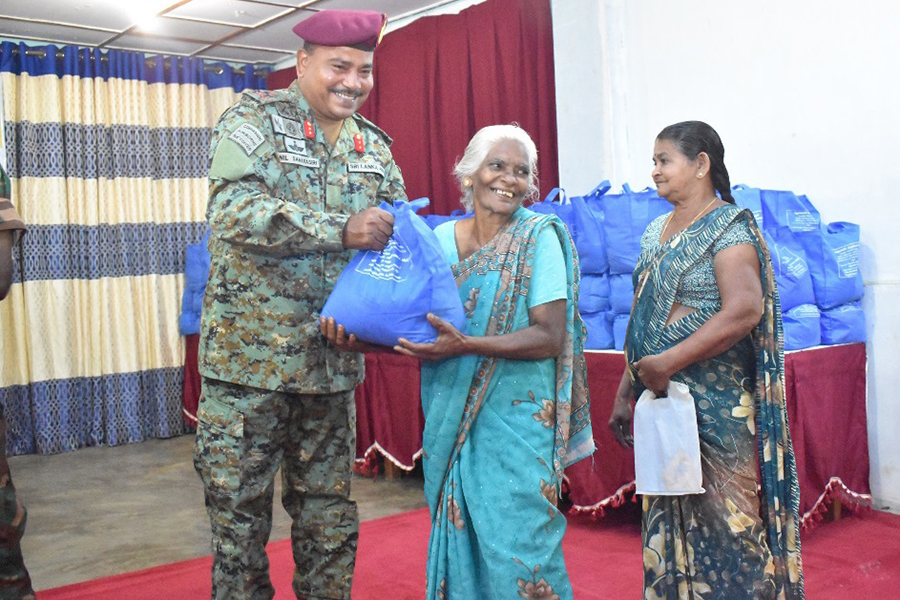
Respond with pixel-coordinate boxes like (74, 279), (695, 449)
(355, 232), (413, 282)
(785, 210), (819, 233)
(778, 246), (809, 278)
(834, 242), (860, 278)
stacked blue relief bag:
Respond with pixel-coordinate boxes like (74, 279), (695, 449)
(738, 184), (866, 348)
(732, 184), (763, 227)
(321, 198), (467, 346)
(600, 184), (671, 350)
(820, 300), (866, 344)
(815, 223), (865, 343)
(759, 189), (824, 349)
(603, 184), (672, 275)
(762, 227), (816, 312)
(179, 228), (211, 335)
(530, 184), (614, 349)
(806, 221), (864, 309)
(761, 190), (865, 350)
(782, 303), (822, 349)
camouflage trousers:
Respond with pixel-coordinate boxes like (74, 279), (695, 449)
(194, 378), (359, 600)
(0, 414), (34, 600)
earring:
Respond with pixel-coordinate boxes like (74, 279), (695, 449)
(697, 172), (703, 178)
(464, 178), (472, 187)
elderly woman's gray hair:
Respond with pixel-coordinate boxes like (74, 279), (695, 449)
(453, 124), (539, 212)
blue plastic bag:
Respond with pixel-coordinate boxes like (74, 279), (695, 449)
(782, 303), (821, 350)
(602, 184), (672, 274)
(321, 198), (466, 346)
(763, 228), (816, 311)
(609, 272), (635, 314)
(804, 222), (864, 310)
(612, 313), (629, 351)
(421, 209), (470, 230)
(579, 272), (610, 314)
(529, 187), (568, 218)
(761, 190), (821, 234)
(820, 301), (866, 345)
(570, 181), (611, 274)
(582, 311), (614, 350)
(179, 228), (211, 335)
(529, 187), (575, 237)
(537, 185), (612, 274)
(732, 184), (764, 228)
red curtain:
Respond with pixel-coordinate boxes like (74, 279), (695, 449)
(267, 0), (559, 215)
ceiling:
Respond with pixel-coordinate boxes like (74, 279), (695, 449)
(0, 0), (466, 67)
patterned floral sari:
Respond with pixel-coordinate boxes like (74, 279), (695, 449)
(421, 207), (593, 600)
(626, 205), (804, 600)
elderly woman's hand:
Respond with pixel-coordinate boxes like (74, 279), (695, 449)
(394, 313), (468, 360)
(320, 316), (382, 353)
(633, 353), (674, 398)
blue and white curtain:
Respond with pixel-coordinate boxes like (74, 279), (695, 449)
(0, 42), (267, 455)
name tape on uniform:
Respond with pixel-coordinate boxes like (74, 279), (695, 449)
(347, 162), (385, 177)
(228, 123), (265, 156)
(283, 136), (307, 155)
(277, 152), (320, 168)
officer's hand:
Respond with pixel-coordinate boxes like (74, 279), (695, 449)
(342, 207), (394, 251)
(320, 316), (382, 353)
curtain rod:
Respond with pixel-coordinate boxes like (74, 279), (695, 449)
(4, 46), (268, 78)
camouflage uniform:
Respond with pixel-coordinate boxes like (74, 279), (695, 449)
(0, 168), (34, 600)
(194, 81), (406, 600)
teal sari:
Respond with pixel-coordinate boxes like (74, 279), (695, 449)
(626, 205), (804, 600)
(421, 207), (593, 600)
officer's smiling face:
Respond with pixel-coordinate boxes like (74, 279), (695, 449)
(296, 45), (375, 127)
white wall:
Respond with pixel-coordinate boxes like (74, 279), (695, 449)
(552, 0), (900, 509)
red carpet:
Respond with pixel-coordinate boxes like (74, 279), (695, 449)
(40, 505), (900, 599)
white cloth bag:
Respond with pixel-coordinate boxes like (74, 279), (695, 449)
(633, 381), (705, 495)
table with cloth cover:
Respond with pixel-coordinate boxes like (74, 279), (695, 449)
(183, 339), (869, 524)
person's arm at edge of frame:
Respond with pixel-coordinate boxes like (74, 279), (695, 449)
(0, 230), (13, 301)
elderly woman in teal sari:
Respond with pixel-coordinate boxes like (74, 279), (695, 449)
(395, 125), (593, 600)
(608, 121), (804, 600)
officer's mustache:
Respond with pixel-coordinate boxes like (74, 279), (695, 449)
(330, 87), (363, 98)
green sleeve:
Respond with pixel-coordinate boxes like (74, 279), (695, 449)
(375, 158), (408, 206)
(206, 104), (349, 255)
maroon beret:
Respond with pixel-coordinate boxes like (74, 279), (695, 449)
(292, 10), (387, 50)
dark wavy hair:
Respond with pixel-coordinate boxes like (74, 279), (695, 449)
(656, 121), (735, 204)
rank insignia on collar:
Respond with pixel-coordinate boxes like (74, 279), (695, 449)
(354, 133), (365, 153)
(304, 119), (316, 139)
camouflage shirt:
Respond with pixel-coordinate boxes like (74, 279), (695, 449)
(199, 82), (407, 394)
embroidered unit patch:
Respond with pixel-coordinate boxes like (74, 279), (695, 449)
(228, 124), (265, 156)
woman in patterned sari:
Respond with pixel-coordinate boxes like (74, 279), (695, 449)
(395, 125), (594, 600)
(608, 121), (804, 600)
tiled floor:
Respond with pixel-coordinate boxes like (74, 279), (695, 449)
(8, 434), (426, 592)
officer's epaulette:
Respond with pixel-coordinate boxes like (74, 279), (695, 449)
(352, 112), (393, 146)
(241, 88), (292, 106)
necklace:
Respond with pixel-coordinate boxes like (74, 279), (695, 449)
(660, 197), (719, 244)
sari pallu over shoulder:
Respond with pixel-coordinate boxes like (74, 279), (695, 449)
(626, 205), (804, 600)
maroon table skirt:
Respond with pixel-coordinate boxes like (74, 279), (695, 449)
(183, 339), (870, 523)
(563, 344), (870, 522)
